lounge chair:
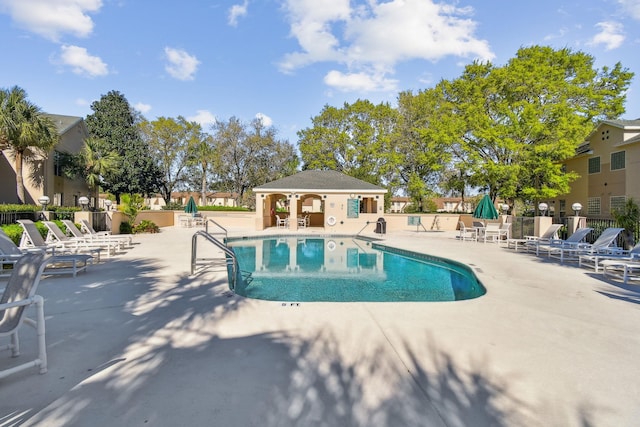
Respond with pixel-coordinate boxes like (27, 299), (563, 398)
(42, 221), (111, 259)
(516, 224), (563, 253)
(547, 227), (625, 264)
(4, 225), (92, 277)
(18, 220), (103, 261)
(601, 259), (640, 284)
(78, 219), (132, 247)
(579, 241), (640, 272)
(535, 227), (593, 257)
(0, 252), (49, 379)
(17, 220), (68, 254)
(62, 220), (125, 251)
(1, 229), (25, 278)
(458, 221), (477, 242)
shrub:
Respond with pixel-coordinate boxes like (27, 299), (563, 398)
(133, 220), (159, 234)
(1, 224), (24, 245)
(120, 221), (133, 234)
(162, 202), (183, 210)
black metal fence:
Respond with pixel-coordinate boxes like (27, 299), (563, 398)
(91, 211), (110, 232)
(509, 217), (535, 239)
(0, 211), (38, 225)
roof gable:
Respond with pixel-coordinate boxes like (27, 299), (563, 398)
(255, 170), (385, 192)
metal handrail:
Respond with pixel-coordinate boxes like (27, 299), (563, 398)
(191, 231), (238, 291)
(355, 221), (373, 236)
(205, 218), (228, 238)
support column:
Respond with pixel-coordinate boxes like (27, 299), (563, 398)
(533, 216), (552, 237)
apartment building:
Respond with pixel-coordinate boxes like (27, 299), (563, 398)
(550, 119), (640, 218)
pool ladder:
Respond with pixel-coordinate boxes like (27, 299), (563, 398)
(191, 230), (238, 291)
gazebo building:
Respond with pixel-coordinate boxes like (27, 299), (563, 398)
(254, 170), (387, 231)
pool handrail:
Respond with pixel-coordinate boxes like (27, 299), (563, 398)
(355, 221), (374, 236)
(191, 231), (238, 291)
(204, 218), (228, 238)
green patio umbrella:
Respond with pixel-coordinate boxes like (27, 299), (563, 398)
(184, 196), (198, 215)
(473, 194), (499, 220)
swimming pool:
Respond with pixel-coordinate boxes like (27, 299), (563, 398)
(226, 236), (485, 302)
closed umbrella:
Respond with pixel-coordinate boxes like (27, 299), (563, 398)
(473, 194), (499, 220)
(184, 196), (198, 215)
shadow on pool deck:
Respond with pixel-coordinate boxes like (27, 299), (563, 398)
(0, 226), (637, 426)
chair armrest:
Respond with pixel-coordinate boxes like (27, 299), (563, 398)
(0, 296), (38, 310)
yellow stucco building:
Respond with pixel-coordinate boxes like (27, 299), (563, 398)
(549, 119), (640, 218)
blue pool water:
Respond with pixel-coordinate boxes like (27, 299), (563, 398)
(226, 236), (485, 302)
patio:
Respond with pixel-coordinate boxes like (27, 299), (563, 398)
(1, 225), (639, 426)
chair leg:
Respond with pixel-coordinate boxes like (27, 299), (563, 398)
(35, 295), (47, 374)
(10, 332), (20, 357)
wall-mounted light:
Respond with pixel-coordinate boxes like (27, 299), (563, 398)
(538, 202), (548, 216)
(571, 202), (582, 216)
(349, 193), (355, 199)
(261, 194), (265, 198)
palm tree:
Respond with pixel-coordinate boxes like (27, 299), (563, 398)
(79, 136), (119, 198)
(0, 86), (59, 203)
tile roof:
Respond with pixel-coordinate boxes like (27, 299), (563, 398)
(255, 170), (385, 192)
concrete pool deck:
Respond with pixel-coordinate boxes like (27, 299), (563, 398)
(1, 225), (639, 426)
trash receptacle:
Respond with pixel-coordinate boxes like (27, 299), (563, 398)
(375, 217), (386, 234)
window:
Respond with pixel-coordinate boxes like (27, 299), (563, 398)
(587, 197), (601, 216)
(611, 151), (625, 170)
(53, 151), (63, 177)
(610, 196), (626, 213)
(588, 157), (600, 174)
(559, 200), (566, 217)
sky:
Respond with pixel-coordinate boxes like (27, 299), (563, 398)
(1, 0), (639, 146)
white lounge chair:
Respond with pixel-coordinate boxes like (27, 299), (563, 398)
(62, 220), (124, 252)
(601, 259), (640, 284)
(1, 227), (91, 278)
(547, 227), (625, 264)
(79, 219), (133, 247)
(579, 242), (640, 272)
(518, 224), (564, 253)
(535, 227), (593, 257)
(42, 221), (110, 259)
(0, 252), (49, 379)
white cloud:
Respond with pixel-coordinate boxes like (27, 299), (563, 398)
(279, 0), (493, 93)
(0, 0), (102, 41)
(134, 102), (152, 114)
(58, 44), (108, 77)
(164, 47), (200, 81)
(618, 0), (640, 20)
(228, 0), (248, 27)
(255, 112), (273, 126)
(589, 21), (625, 50)
(188, 110), (216, 127)
(324, 70), (397, 92)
